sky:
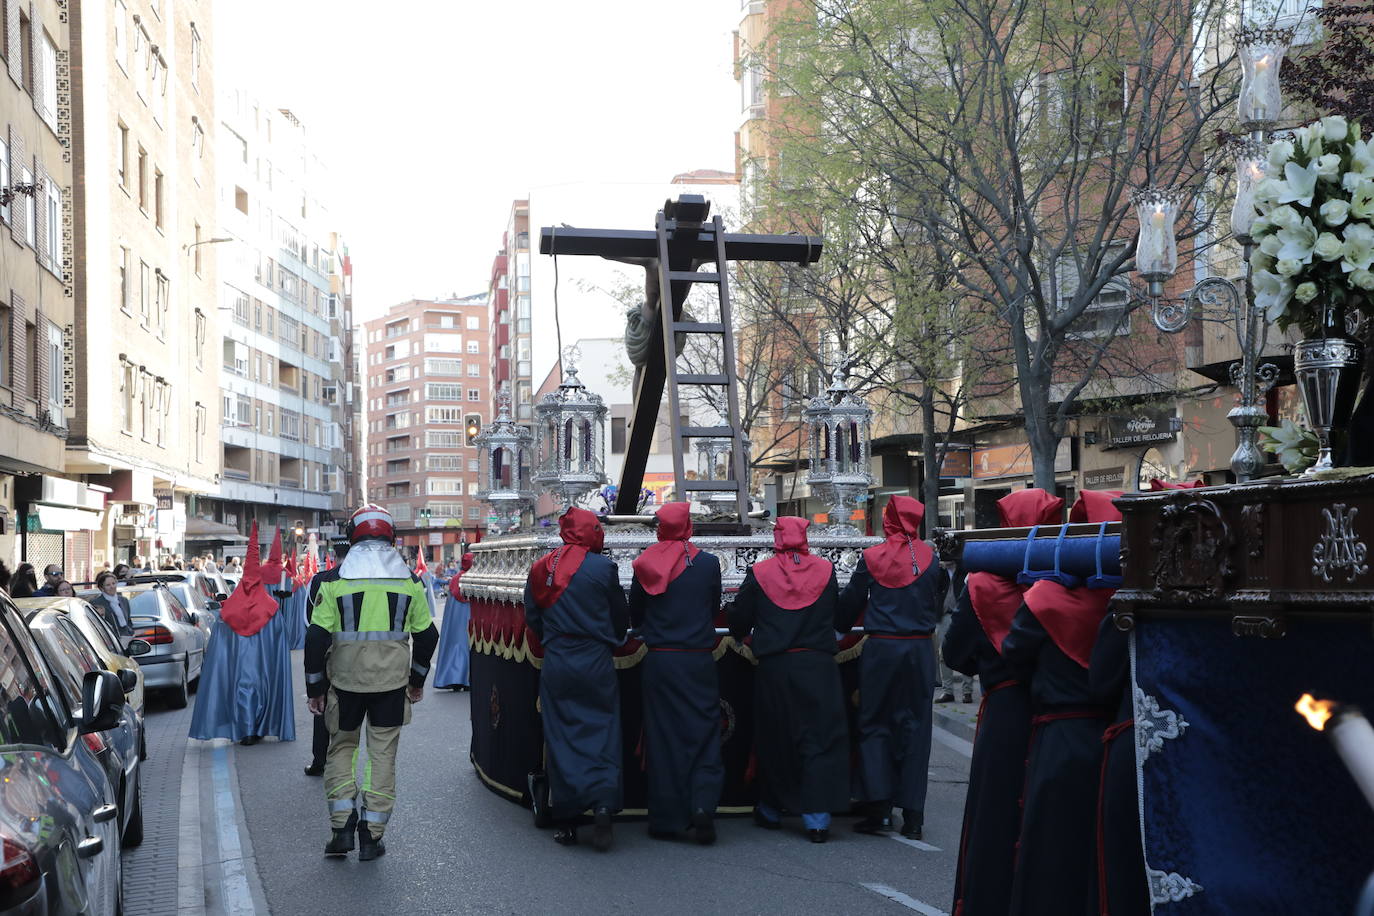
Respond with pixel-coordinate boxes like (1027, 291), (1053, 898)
(216, 0), (744, 324)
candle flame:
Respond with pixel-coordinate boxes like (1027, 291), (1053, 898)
(1296, 693), (1336, 731)
(1256, 54), (1271, 71)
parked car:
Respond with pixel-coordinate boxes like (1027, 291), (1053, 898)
(0, 591), (128, 916)
(13, 597), (148, 720)
(221, 572), (241, 595)
(128, 571), (227, 619)
(23, 608), (146, 850)
(120, 584), (208, 709)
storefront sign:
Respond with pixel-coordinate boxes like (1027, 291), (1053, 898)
(154, 488), (174, 511)
(939, 449), (971, 478)
(1082, 466), (1127, 490)
(428, 532), (443, 545)
(972, 439), (1072, 479)
(1104, 411), (1178, 449)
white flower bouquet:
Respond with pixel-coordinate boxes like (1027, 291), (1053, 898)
(1249, 116), (1374, 336)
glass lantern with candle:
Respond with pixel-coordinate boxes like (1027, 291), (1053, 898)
(1237, 27), (1293, 129)
(1131, 187), (1183, 298)
(1229, 139), (1269, 243)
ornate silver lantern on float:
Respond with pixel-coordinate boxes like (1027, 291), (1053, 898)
(475, 389), (536, 535)
(694, 436), (750, 510)
(803, 361), (874, 532)
(533, 363), (608, 509)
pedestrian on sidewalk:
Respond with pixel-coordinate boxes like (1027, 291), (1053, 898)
(34, 564), (64, 596)
(629, 502), (724, 845)
(190, 521), (296, 747)
(933, 560), (974, 704)
(90, 572), (134, 638)
(944, 487), (1063, 916)
(836, 495), (941, 840)
(10, 564), (38, 598)
(432, 552), (474, 691)
(524, 507), (628, 851)
(728, 517), (848, 844)
(306, 504), (438, 861)
(301, 537), (348, 777)
(1001, 489), (1121, 916)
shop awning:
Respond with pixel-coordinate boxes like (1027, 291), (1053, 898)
(183, 517), (249, 542)
(34, 505), (102, 532)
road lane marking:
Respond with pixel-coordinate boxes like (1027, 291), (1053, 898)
(933, 726), (973, 758)
(211, 745), (258, 916)
(861, 882), (950, 915)
(889, 834), (942, 852)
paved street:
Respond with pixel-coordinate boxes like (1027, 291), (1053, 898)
(124, 641), (977, 915)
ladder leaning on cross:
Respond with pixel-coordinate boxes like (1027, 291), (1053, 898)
(539, 195), (823, 529)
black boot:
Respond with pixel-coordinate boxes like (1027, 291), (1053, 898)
(900, 809), (923, 840)
(553, 825), (579, 846)
(853, 802), (893, 835)
(591, 807), (613, 852)
(690, 809), (716, 846)
(323, 812), (357, 857)
(303, 761), (324, 777)
(356, 818), (386, 861)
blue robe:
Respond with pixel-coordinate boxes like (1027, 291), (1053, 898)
(433, 593), (471, 688)
(286, 589), (307, 650)
(189, 598), (296, 742)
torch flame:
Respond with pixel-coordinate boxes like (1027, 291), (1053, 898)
(1296, 693), (1336, 731)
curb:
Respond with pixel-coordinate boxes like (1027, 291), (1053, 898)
(933, 704), (977, 744)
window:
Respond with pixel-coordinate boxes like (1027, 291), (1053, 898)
(156, 273), (169, 336)
(116, 124), (128, 190)
(466, 315), (480, 330)
(18, 11), (31, 94)
(427, 502), (463, 519)
(190, 25), (202, 90)
(280, 408), (301, 441)
(426, 454), (464, 470)
(45, 182), (59, 276)
(0, 304), (8, 387)
(426, 407), (462, 424)
(0, 137), (8, 224)
(38, 31), (56, 129)
(426, 478), (465, 495)
(1055, 242), (1132, 339)
(0, 614), (64, 748)
(466, 340), (480, 355)
(114, 1), (128, 71)
(224, 339), (248, 375)
(468, 507), (481, 520)
(121, 361), (135, 432)
(137, 148), (148, 211)
(424, 358), (461, 376)
(195, 402), (206, 462)
(467, 388), (481, 401)
(120, 248), (131, 313)
(21, 168), (34, 248)
(424, 333), (461, 353)
(612, 417), (627, 454)
(385, 365), (411, 383)
(139, 260), (150, 324)
(193, 223), (203, 275)
(426, 430), (462, 448)
(153, 170), (163, 230)
(192, 122), (205, 183)
(426, 383), (462, 401)
(45, 323), (61, 412)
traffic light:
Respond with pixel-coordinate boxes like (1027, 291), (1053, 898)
(465, 414), (481, 446)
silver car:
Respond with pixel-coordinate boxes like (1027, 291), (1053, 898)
(122, 584), (208, 709)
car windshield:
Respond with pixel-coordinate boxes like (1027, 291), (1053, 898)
(127, 590), (163, 618)
(26, 616), (88, 722)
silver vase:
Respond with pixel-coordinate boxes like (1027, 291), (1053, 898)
(1294, 337), (1364, 475)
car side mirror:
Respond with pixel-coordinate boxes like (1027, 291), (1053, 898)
(79, 670), (125, 734)
(216, 593), (229, 602)
(206, 601), (221, 611)
(116, 668), (138, 694)
(187, 612), (200, 627)
(124, 638), (151, 657)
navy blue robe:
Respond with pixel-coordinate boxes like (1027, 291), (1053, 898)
(837, 555), (941, 814)
(728, 568), (848, 816)
(944, 588), (1031, 916)
(523, 553), (628, 819)
(1089, 614), (1149, 916)
(1001, 603), (1109, 916)
(628, 552), (725, 832)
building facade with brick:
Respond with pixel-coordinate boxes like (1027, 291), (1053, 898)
(66, 0), (219, 568)
(364, 295), (489, 561)
(195, 94), (352, 552)
(487, 199), (530, 424)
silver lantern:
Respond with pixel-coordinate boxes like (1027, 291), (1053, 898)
(476, 389), (536, 535)
(533, 364), (608, 509)
(803, 361), (874, 532)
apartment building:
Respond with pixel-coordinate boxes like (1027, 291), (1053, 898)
(198, 95), (350, 548)
(364, 295), (490, 560)
(487, 200), (530, 422)
(67, 0), (219, 566)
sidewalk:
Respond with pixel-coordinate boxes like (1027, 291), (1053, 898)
(933, 697), (979, 745)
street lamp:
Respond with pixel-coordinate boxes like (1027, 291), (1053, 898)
(1131, 25), (1293, 483)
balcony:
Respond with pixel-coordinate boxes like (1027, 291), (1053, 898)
(280, 477), (300, 489)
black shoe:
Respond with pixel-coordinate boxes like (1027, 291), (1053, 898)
(304, 762), (324, 777)
(934, 691), (955, 704)
(853, 815), (893, 835)
(808, 828), (830, 844)
(356, 820), (386, 861)
(238, 735), (262, 747)
(323, 812), (357, 857)
(753, 809), (781, 830)
(591, 808), (613, 852)
(900, 809), (923, 840)
(553, 826), (579, 846)
(690, 810), (716, 846)
(962, 690), (974, 704)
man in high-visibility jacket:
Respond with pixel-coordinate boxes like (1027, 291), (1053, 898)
(305, 504), (439, 860)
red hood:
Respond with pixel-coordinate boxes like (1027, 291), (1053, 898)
(527, 507), (604, 609)
(864, 495), (933, 588)
(1069, 490), (1123, 523)
(753, 517), (831, 610)
(632, 502), (701, 596)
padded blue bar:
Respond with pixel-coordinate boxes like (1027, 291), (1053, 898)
(963, 534), (1121, 584)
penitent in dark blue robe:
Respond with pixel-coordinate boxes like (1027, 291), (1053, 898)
(837, 555), (942, 816)
(433, 593), (471, 689)
(189, 596), (296, 742)
(943, 588), (1032, 916)
(523, 553), (629, 820)
(628, 552), (724, 833)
